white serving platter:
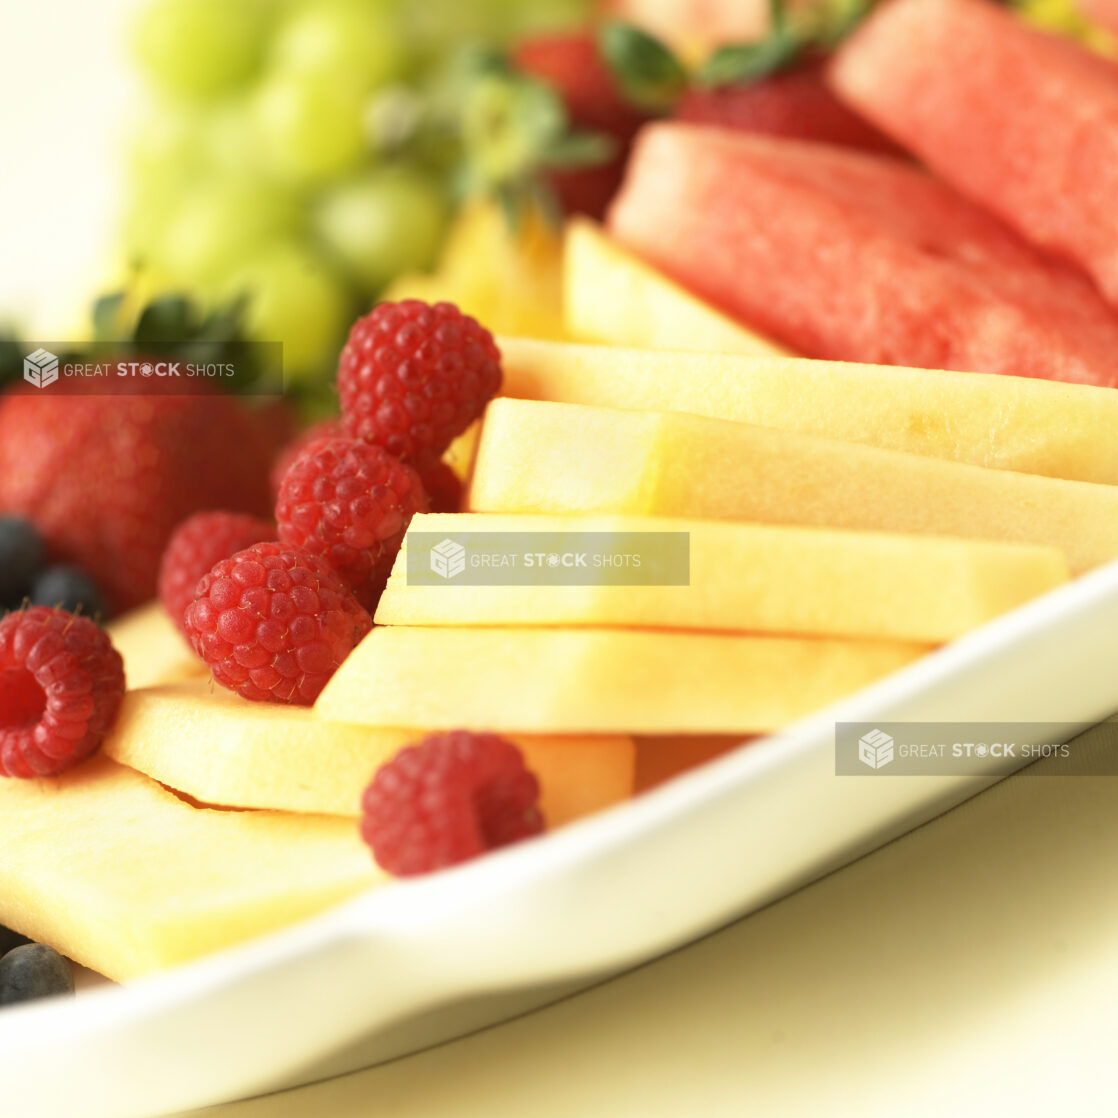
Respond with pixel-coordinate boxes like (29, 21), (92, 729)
(4, 558), (1118, 1118)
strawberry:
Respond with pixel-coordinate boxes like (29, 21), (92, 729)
(512, 32), (652, 219)
(0, 390), (273, 615)
(249, 397), (301, 468)
(674, 57), (905, 156)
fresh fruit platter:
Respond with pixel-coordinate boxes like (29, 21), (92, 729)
(5, 0), (1118, 1111)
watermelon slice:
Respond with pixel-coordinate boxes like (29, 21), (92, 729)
(1079, 0), (1118, 33)
(606, 123), (1118, 385)
(829, 0), (1118, 306)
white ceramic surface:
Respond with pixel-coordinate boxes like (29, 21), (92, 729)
(4, 560), (1118, 1118)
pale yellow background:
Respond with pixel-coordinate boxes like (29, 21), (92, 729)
(0, 1), (131, 335)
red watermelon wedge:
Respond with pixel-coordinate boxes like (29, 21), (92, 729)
(829, 0), (1118, 307)
(1079, 0), (1118, 32)
(606, 123), (1118, 385)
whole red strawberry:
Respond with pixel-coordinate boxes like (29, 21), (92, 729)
(674, 58), (905, 156)
(275, 437), (427, 612)
(249, 398), (301, 466)
(513, 32), (651, 219)
(1080, 0), (1118, 33)
(0, 392), (273, 615)
(184, 541), (372, 705)
(0, 607), (125, 778)
(158, 511), (276, 637)
(338, 301), (502, 469)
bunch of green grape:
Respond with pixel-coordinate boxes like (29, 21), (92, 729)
(124, 0), (590, 398)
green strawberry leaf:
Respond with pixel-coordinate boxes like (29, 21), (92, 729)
(695, 36), (800, 87)
(460, 70), (566, 189)
(599, 22), (689, 111)
(133, 295), (199, 352)
(691, 0), (876, 89)
(539, 129), (616, 170)
(455, 54), (616, 228)
(0, 333), (22, 389)
(196, 296), (249, 345)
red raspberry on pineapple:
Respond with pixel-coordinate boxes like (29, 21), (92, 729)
(158, 511), (275, 637)
(361, 731), (545, 876)
(0, 607), (126, 778)
(276, 437), (426, 612)
(337, 301), (502, 469)
(183, 542), (372, 706)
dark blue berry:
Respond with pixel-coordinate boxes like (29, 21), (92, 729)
(0, 924), (32, 957)
(0, 943), (74, 1007)
(0, 516), (44, 602)
(30, 565), (105, 618)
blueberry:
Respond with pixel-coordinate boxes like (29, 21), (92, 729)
(30, 565), (105, 618)
(0, 924), (32, 958)
(0, 516), (44, 602)
(0, 943), (74, 1007)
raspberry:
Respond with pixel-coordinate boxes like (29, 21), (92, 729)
(0, 607), (126, 779)
(360, 731), (545, 875)
(269, 418), (344, 499)
(275, 437), (426, 612)
(338, 301), (502, 467)
(418, 459), (463, 515)
(158, 512), (275, 637)
(184, 542), (372, 706)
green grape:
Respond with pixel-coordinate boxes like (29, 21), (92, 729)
(155, 180), (302, 293)
(205, 99), (265, 175)
(314, 164), (450, 295)
(123, 102), (204, 260)
(398, 0), (503, 55)
(222, 240), (356, 384)
(503, 0), (594, 37)
(253, 72), (369, 185)
(123, 183), (181, 262)
(127, 101), (208, 182)
(401, 0), (592, 54)
(131, 0), (271, 101)
(270, 0), (410, 93)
